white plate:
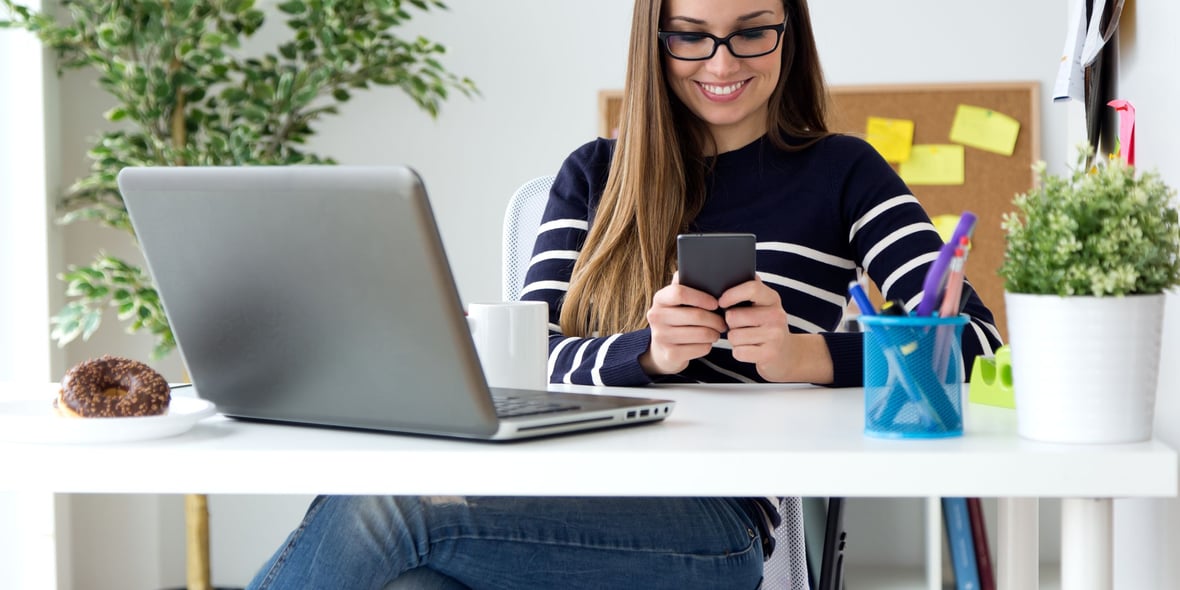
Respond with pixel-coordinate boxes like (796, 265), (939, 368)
(0, 396), (218, 444)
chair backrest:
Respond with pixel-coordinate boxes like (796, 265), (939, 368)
(501, 175), (556, 302)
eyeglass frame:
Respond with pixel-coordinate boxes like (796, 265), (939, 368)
(657, 20), (788, 61)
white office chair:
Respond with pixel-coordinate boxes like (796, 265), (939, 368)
(501, 175), (557, 302)
(501, 176), (813, 590)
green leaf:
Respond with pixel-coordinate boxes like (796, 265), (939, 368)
(80, 309), (103, 340)
(277, 0), (305, 15)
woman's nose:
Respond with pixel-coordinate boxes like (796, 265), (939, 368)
(705, 44), (742, 76)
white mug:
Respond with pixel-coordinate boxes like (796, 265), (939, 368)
(466, 301), (549, 390)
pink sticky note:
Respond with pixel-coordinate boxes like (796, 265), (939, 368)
(1107, 99), (1136, 166)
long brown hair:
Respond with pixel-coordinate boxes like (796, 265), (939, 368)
(559, 0), (831, 337)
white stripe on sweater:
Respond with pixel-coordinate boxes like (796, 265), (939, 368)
(968, 320), (996, 357)
(757, 272), (846, 308)
(521, 280), (568, 297)
(848, 194), (921, 242)
(756, 242), (856, 269)
(789, 315), (827, 334)
(547, 337), (578, 381)
(590, 334), (622, 386)
(861, 223), (935, 273)
(698, 358), (757, 383)
(537, 219), (588, 234)
(529, 250), (579, 266)
(879, 251), (937, 300)
(561, 339), (592, 384)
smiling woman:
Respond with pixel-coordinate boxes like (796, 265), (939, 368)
(244, 0), (1001, 588)
(659, 0), (788, 153)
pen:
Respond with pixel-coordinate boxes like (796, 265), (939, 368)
(934, 246), (966, 380)
(848, 280), (877, 316)
(916, 212), (977, 317)
(938, 247), (966, 318)
(870, 333), (942, 429)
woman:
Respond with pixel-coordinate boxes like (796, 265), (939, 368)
(247, 0), (1001, 588)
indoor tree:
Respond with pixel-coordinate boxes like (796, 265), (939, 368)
(1, 0), (477, 358)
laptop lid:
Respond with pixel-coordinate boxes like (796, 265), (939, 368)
(118, 166), (673, 440)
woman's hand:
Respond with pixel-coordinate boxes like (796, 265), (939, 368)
(639, 273), (729, 376)
(720, 277), (834, 383)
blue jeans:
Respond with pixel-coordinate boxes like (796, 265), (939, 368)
(247, 495), (764, 590)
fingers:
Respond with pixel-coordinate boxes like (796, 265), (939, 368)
(654, 280), (721, 312)
(717, 276), (774, 311)
(721, 277), (791, 368)
(644, 281), (728, 375)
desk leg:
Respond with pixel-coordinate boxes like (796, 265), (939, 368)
(1060, 498), (1112, 590)
(186, 494), (211, 590)
(998, 497), (1038, 590)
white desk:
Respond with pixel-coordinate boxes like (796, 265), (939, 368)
(1, 382), (1175, 590)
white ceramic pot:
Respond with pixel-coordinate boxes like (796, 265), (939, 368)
(1004, 292), (1165, 444)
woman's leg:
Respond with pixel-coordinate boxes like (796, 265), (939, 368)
(385, 567), (471, 590)
(248, 495), (763, 590)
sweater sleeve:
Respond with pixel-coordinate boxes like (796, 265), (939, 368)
(835, 137), (1003, 383)
(519, 140), (654, 386)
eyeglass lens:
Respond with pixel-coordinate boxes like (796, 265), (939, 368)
(662, 24), (784, 60)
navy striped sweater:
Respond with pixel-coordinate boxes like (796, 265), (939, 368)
(521, 134), (1002, 387)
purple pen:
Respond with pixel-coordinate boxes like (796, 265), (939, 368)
(915, 211), (977, 316)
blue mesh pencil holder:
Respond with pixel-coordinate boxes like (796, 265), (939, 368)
(859, 314), (968, 439)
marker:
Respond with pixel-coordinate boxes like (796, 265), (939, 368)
(848, 280), (876, 316)
(879, 299), (908, 316)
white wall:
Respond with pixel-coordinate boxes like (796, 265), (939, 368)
(1109, 1), (1180, 588)
(22, 0), (1180, 587)
(1, 0), (67, 587)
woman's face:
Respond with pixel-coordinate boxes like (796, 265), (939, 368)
(660, 0), (785, 153)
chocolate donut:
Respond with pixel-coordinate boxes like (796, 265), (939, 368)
(56, 355), (171, 418)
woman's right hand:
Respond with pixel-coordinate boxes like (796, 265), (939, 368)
(639, 273), (729, 376)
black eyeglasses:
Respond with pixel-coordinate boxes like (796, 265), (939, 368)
(658, 21), (787, 61)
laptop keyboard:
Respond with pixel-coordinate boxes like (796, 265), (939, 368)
(492, 395), (582, 418)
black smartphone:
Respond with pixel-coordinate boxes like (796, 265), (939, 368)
(676, 233), (757, 302)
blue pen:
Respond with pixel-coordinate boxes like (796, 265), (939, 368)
(847, 280), (877, 316)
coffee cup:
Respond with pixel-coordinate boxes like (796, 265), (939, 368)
(466, 301), (549, 390)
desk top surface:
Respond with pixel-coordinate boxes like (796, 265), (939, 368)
(1, 382), (1175, 497)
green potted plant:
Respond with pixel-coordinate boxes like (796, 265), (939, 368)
(998, 143), (1180, 443)
(0, 0), (478, 359)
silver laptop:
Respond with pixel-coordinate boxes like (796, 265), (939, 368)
(118, 165), (674, 441)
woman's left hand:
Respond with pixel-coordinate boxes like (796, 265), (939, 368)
(715, 277), (835, 384)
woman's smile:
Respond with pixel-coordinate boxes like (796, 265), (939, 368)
(696, 79), (750, 101)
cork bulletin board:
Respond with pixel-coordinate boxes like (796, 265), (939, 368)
(829, 82), (1041, 340)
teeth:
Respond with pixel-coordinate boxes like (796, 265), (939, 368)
(701, 81), (744, 95)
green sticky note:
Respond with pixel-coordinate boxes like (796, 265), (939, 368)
(865, 116), (915, 163)
(898, 144), (965, 186)
(949, 104), (1021, 156)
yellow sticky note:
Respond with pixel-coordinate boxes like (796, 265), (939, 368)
(931, 214), (962, 243)
(865, 116), (914, 163)
(949, 104), (1021, 156)
(898, 144), (965, 186)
